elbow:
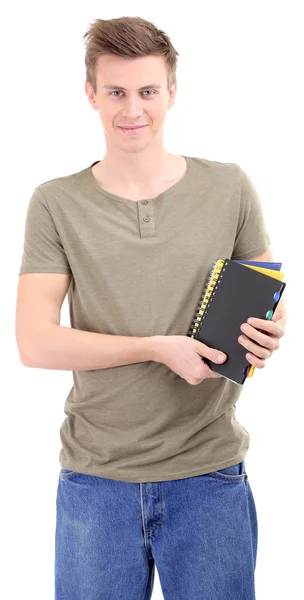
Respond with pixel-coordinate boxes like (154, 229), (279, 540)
(16, 338), (35, 367)
(19, 348), (34, 367)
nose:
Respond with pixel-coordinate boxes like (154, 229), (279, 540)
(120, 94), (144, 118)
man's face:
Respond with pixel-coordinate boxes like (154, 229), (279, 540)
(85, 54), (176, 153)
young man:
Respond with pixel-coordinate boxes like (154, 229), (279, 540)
(16, 16), (286, 600)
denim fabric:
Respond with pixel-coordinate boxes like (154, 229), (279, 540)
(55, 460), (257, 599)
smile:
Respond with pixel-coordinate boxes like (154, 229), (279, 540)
(118, 126), (148, 134)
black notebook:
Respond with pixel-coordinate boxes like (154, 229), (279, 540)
(187, 258), (286, 385)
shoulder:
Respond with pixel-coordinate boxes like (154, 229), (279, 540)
(189, 155), (240, 176)
(34, 164), (89, 208)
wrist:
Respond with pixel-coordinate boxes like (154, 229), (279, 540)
(148, 335), (164, 363)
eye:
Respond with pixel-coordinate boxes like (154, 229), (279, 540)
(110, 90), (155, 97)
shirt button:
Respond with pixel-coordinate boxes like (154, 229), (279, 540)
(143, 215), (150, 222)
(141, 200), (148, 205)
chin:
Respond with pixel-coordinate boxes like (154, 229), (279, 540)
(119, 143), (151, 154)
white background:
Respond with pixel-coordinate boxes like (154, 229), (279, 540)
(2, 1), (303, 598)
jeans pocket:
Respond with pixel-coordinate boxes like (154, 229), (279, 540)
(59, 468), (78, 479)
(208, 461), (248, 481)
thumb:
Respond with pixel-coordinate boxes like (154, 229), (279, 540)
(272, 310), (280, 322)
(195, 340), (227, 364)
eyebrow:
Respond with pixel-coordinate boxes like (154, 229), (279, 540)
(102, 83), (162, 91)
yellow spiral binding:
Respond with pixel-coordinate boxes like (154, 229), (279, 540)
(188, 259), (226, 338)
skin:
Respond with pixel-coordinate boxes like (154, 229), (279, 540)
(84, 54), (287, 370)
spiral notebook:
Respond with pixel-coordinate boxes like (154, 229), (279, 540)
(187, 258), (286, 385)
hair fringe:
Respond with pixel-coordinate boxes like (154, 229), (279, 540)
(82, 16), (179, 94)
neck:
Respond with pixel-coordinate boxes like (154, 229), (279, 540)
(97, 147), (174, 188)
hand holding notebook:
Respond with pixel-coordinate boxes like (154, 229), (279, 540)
(238, 314), (284, 368)
(187, 258), (286, 385)
(155, 334), (228, 385)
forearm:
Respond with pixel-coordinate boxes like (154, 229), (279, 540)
(22, 325), (161, 371)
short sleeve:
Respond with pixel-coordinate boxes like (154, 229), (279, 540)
(231, 166), (272, 260)
(19, 187), (72, 275)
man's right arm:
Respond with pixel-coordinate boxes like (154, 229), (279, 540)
(23, 325), (160, 371)
(16, 273), (160, 371)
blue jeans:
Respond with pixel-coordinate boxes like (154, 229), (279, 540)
(55, 460), (257, 599)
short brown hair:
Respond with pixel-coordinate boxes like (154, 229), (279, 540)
(83, 16), (179, 94)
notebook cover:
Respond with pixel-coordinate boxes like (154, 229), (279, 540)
(193, 258), (286, 385)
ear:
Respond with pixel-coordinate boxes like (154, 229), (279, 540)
(168, 83), (177, 108)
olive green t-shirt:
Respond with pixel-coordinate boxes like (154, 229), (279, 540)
(19, 155), (271, 482)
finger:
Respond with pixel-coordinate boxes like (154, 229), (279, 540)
(245, 352), (266, 369)
(240, 324), (277, 350)
(238, 335), (273, 359)
(247, 318), (284, 337)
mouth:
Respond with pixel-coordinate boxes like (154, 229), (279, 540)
(118, 125), (148, 134)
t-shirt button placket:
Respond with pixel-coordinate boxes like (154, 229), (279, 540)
(138, 200), (155, 237)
